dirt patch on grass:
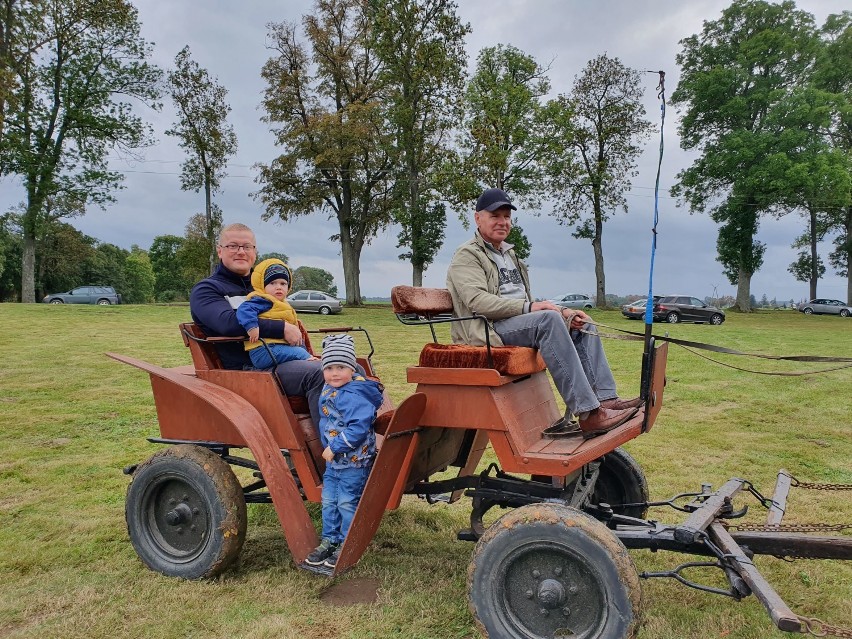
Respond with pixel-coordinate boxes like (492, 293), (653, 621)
(320, 577), (380, 606)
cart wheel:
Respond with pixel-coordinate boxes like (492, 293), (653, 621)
(125, 444), (247, 579)
(593, 447), (649, 519)
(468, 503), (641, 639)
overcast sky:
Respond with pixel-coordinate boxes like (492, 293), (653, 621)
(1, 0), (849, 302)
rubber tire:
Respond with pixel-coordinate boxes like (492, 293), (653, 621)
(592, 447), (649, 519)
(665, 312), (680, 323)
(803, 307), (814, 315)
(319, 305), (331, 315)
(710, 313), (723, 325)
(841, 309), (849, 318)
(125, 445), (247, 579)
(584, 304), (593, 309)
(468, 503), (642, 639)
(50, 299), (63, 304)
(97, 299), (111, 305)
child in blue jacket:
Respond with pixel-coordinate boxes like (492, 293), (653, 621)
(304, 334), (384, 569)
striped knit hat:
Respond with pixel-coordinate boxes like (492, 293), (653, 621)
(321, 334), (356, 371)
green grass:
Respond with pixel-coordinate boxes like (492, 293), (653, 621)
(0, 303), (850, 638)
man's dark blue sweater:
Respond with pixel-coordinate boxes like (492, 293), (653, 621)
(189, 263), (326, 427)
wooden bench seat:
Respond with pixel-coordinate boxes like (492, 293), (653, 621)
(391, 285), (544, 377)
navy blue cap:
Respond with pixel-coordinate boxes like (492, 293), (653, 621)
(476, 188), (516, 212)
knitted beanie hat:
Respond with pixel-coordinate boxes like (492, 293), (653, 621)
(263, 262), (290, 287)
(321, 334), (356, 371)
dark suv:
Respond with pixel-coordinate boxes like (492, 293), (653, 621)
(652, 295), (725, 325)
(43, 286), (122, 305)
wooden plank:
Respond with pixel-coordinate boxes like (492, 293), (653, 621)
(407, 366), (510, 386)
(729, 531), (852, 560)
(449, 430), (490, 503)
(709, 523), (802, 632)
(767, 469), (791, 527)
(674, 479), (745, 544)
(332, 393), (427, 576)
(643, 341), (668, 433)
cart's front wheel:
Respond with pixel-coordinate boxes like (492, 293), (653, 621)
(468, 503), (641, 639)
(126, 444), (247, 579)
(593, 447), (649, 519)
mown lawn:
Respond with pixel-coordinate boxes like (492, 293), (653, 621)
(0, 303), (849, 639)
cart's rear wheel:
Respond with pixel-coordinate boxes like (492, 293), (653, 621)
(592, 447), (649, 519)
(126, 444), (246, 579)
(468, 503), (642, 639)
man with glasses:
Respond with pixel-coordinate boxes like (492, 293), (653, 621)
(189, 223), (326, 428)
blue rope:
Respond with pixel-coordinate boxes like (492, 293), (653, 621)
(644, 71), (666, 329)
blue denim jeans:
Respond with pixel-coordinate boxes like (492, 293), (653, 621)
(249, 343), (311, 370)
(321, 465), (371, 545)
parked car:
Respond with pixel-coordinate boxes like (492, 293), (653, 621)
(550, 293), (595, 309)
(621, 296), (662, 320)
(652, 295), (725, 325)
(287, 290), (342, 315)
(797, 299), (851, 317)
(43, 285), (121, 305)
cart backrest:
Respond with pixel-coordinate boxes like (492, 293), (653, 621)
(390, 285), (545, 377)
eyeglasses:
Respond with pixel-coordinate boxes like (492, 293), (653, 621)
(219, 243), (256, 253)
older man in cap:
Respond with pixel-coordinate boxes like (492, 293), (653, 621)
(446, 188), (642, 437)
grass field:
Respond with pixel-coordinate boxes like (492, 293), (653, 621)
(0, 303), (850, 639)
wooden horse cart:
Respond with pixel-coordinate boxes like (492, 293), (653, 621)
(109, 286), (851, 639)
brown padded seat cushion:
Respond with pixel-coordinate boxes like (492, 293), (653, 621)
(419, 343), (545, 376)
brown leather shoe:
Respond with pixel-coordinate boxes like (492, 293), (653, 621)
(579, 406), (640, 439)
(542, 416), (581, 438)
(599, 396), (643, 411)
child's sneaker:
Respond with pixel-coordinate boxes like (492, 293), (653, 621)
(305, 539), (337, 566)
(323, 547), (341, 569)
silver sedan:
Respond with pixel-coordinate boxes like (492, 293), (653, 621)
(797, 299), (851, 317)
(287, 290), (343, 315)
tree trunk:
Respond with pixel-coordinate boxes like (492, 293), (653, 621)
(341, 237), (362, 305)
(412, 264), (423, 287)
(735, 267), (752, 312)
(808, 207), (818, 300)
(21, 229), (35, 303)
(204, 167), (215, 275)
(845, 206), (852, 306)
(593, 196), (605, 306)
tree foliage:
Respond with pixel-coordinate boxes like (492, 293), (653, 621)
(0, 0), (161, 302)
(165, 45), (237, 273)
(292, 265), (337, 297)
(544, 54), (652, 306)
(122, 245), (155, 303)
(456, 44), (552, 209)
(256, 0), (395, 305)
(671, 0), (819, 311)
(370, 0), (469, 286)
(149, 234), (192, 302)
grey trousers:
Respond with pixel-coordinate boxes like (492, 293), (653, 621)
(494, 310), (618, 414)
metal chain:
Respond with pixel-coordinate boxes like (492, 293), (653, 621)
(728, 522), (852, 533)
(782, 472), (852, 491)
(798, 615), (852, 638)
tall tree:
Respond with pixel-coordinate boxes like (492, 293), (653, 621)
(0, 0), (161, 302)
(544, 54), (652, 307)
(456, 44), (552, 209)
(370, 0), (469, 286)
(816, 11), (852, 303)
(122, 245), (155, 303)
(256, 0), (395, 305)
(176, 213), (212, 286)
(671, 0), (818, 311)
(165, 46), (238, 274)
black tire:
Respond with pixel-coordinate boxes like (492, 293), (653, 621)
(841, 309), (850, 318)
(665, 311), (679, 323)
(97, 298), (111, 305)
(50, 299), (63, 304)
(125, 444), (247, 579)
(803, 307), (814, 315)
(592, 447), (649, 519)
(468, 503), (642, 639)
(319, 305), (331, 315)
(710, 313), (723, 325)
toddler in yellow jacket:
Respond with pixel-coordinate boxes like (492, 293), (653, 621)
(236, 258), (318, 369)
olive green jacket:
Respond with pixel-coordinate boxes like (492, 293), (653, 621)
(445, 232), (532, 347)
